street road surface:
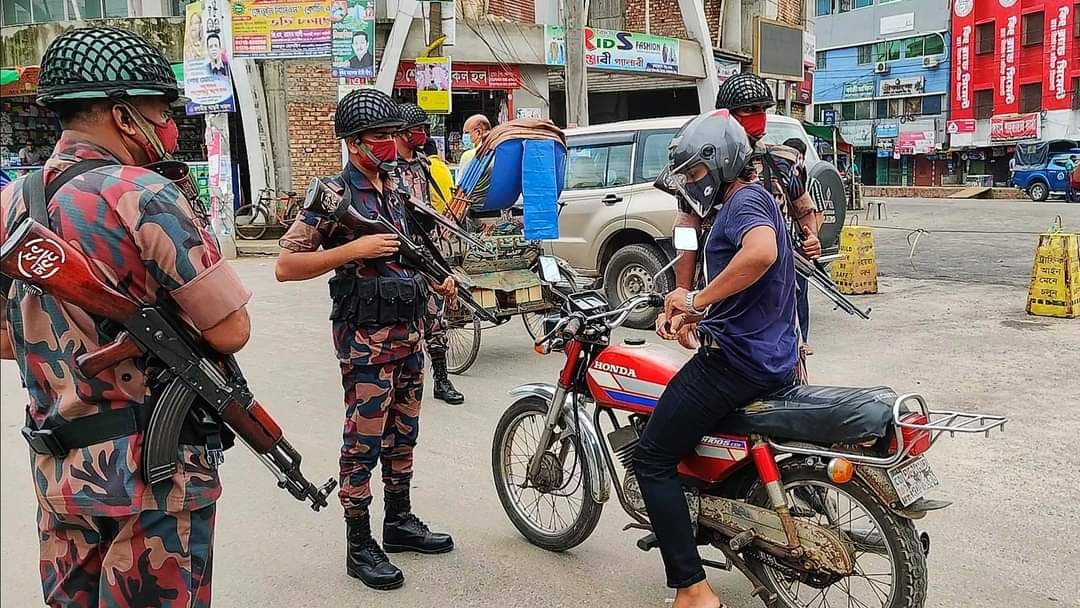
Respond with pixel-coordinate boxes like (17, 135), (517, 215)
(2, 198), (1079, 607)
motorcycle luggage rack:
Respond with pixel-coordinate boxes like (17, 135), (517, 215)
(768, 393), (1008, 468)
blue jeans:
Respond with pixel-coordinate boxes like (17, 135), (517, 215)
(633, 350), (794, 588)
(796, 273), (810, 341)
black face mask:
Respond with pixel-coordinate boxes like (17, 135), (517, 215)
(683, 174), (719, 212)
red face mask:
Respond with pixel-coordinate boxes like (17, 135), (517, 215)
(122, 103), (179, 163)
(408, 130), (428, 149)
(736, 111), (767, 140)
(357, 138), (399, 172)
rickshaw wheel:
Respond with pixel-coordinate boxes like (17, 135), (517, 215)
(446, 309), (482, 375)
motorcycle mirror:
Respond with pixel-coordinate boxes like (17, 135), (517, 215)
(673, 226), (699, 252)
(538, 256), (562, 283)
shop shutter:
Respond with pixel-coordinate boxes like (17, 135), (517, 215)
(548, 70), (697, 94)
(488, 0), (535, 23)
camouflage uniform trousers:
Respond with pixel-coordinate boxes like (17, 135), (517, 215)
(423, 292), (449, 357)
(338, 351), (425, 517)
(37, 504), (215, 608)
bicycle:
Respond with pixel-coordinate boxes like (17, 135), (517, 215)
(235, 188), (300, 240)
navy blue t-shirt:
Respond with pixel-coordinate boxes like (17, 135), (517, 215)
(697, 182), (798, 382)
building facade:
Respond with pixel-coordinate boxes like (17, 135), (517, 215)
(813, 0), (953, 186)
(948, 0), (1079, 185)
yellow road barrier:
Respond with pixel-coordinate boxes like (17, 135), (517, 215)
(1027, 219), (1079, 319)
(831, 226), (878, 295)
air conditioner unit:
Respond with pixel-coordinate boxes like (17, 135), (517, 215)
(922, 56), (940, 69)
(874, 62), (889, 74)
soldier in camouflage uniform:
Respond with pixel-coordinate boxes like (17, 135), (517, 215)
(0, 27), (252, 607)
(275, 89), (455, 591)
(392, 102), (464, 405)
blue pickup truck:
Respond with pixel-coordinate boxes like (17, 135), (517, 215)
(1012, 140), (1080, 202)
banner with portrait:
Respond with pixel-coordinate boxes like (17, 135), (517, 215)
(416, 56), (451, 114)
(331, 0), (375, 79)
(183, 0), (236, 114)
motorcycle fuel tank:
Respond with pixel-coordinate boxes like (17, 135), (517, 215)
(586, 342), (686, 413)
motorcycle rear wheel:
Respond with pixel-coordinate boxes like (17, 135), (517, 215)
(745, 461), (928, 608)
(492, 396), (603, 552)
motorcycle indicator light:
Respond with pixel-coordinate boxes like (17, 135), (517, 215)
(534, 343), (550, 355)
(827, 457), (854, 484)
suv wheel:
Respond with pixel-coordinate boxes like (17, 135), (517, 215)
(603, 243), (672, 329)
(1028, 182), (1049, 202)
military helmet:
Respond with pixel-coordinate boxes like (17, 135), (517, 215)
(335, 89), (403, 139)
(37, 27), (179, 107)
(714, 72), (775, 111)
(397, 103), (430, 130)
(665, 110), (753, 218)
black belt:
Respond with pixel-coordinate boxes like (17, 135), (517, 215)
(22, 407), (143, 458)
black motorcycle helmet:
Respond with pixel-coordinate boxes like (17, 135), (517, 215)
(714, 72), (775, 112)
(335, 89), (403, 139)
(397, 103), (430, 131)
(36, 27), (179, 107)
(663, 110), (753, 218)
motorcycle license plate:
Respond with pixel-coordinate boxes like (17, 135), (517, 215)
(887, 457), (939, 507)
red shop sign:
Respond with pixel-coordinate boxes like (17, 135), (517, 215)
(946, 119), (976, 134)
(990, 113), (1040, 142)
(394, 62), (520, 90)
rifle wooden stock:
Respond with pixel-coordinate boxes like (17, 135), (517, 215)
(220, 400), (282, 454)
(0, 219), (139, 321)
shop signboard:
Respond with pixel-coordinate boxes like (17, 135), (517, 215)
(896, 131), (935, 155)
(880, 12), (915, 35)
(876, 123), (899, 139)
(842, 80), (875, 100)
(997, 6), (1020, 114)
(715, 58), (742, 83)
(183, 0), (236, 114)
(391, 62), (520, 90)
(0, 67), (39, 97)
(797, 65), (813, 105)
(839, 124), (873, 148)
(1046, 1), (1074, 109)
(544, 25), (679, 74)
(823, 109), (837, 125)
(879, 76), (924, 98)
(416, 56), (451, 114)
(331, 0), (375, 79)
(990, 112), (1040, 142)
(946, 119), (976, 134)
(951, 0), (975, 121)
(232, 0), (332, 59)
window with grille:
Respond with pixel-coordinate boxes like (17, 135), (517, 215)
(1019, 83), (1042, 113)
(976, 22), (995, 54)
(975, 90), (994, 119)
(857, 45), (873, 64)
(922, 95), (943, 115)
(1073, 77), (1080, 110)
(1022, 12), (1044, 46)
(817, 52), (828, 70)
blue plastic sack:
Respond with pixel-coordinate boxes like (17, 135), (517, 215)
(482, 140), (524, 210)
(522, 139), (561, 241)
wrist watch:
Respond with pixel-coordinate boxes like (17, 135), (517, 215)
(685, 290), (705, 315)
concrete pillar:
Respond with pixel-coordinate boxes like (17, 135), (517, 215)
(678, 0), (720, 111)
(261, 60), (291, 191)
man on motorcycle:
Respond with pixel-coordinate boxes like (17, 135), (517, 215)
(635, 110), (798, 608)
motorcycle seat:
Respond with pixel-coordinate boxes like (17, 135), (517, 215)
(721, 385), (898, 445)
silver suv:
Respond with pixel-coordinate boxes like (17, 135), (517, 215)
(546, 114), (847, 328)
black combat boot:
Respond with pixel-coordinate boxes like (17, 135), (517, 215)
(346, 515), (404, 590)
(383, 490), (454, 554)
(430, 353), (464, 405)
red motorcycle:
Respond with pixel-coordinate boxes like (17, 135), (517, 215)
(491, 264), (1007, 608)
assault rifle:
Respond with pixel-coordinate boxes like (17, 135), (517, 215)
(0, 219), (337, 511)
(794, 250), (871, 320)
(303, 177), (499, 324)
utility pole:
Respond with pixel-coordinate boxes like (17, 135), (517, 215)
(565, 0), (588, 127)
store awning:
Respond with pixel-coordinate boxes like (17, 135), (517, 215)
(548, 69), (697, 94)
(802, 121), (853, 153)
(1, 67), (40, 97)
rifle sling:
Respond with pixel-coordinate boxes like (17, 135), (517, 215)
(23, 159), (118, 227)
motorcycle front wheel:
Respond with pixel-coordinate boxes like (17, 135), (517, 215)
(746, 461), (928, 608)
(492, 396), (603, 552)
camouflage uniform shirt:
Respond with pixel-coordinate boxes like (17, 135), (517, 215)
(0, 134), (251, 517)
(279, 163), (424, 365)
